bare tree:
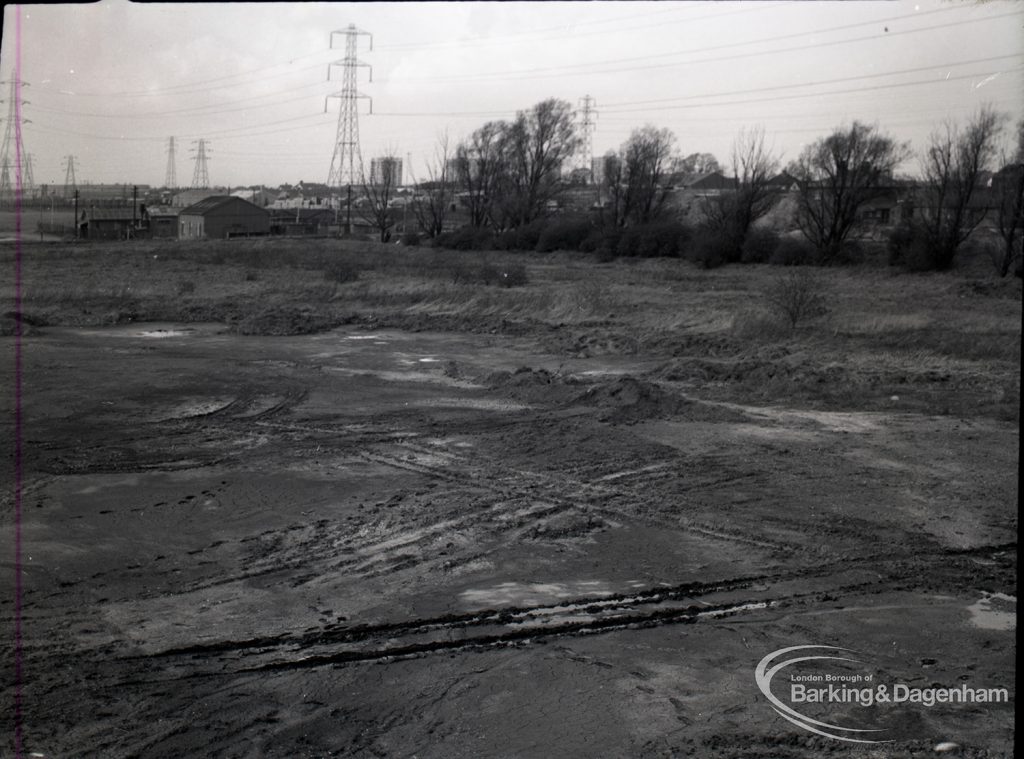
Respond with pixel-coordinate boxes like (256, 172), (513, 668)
(410, 131), (455, 239)
(455, 121), (508, 229)
(359, 150), (400, 243)
(601, 125), (677, 228)
(790, 122), (911, 263)
(918, 106), (1005, 270)
(992, 119), (1024, 277)
(501, 98), (581, 227)
(701, 126), (781, 260)
(674, 152), (720, 176)
(599, 150), (626, 227)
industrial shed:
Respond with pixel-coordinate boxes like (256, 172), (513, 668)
(178, 196), (270, 240)
(147, 207), (179, 239)
(82, 207), (145, 240)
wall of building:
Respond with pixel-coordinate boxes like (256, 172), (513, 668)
(179, 215), (205, 239)
(203, 207), (270, 239)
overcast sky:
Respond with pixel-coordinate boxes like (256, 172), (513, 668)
(1, 0), (1022, 189)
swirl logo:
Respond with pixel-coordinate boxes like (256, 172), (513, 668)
(754, 645), (891, 744)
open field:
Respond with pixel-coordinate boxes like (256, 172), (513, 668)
(1, 238), (1019, 757)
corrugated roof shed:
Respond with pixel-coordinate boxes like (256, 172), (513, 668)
(88, 207), (142, 221)
(179, 195), (269, 216)
(179, 196), (236, 215)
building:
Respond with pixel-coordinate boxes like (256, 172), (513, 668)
(269, 207), (336, 236)
(370, 157), (403, 187)
(81, 206), (146, 240)
(231, 188), (275, 207)
(178, 196), (270, 239)
(172, 188), (222, 208)
(147, 206), (179, 239)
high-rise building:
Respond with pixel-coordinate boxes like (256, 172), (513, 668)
(370, 156), (403, 187)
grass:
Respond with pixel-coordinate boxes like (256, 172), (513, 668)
(1, 236), (1019, 420)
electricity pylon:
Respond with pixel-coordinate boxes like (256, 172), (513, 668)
(165, 136), (178, 190)
(190, 139), (210, 189)
(0, 77), (33, 204)
(62, 155), (77, 199)
(577, 95), (598, 183)
(325, 24), (372, 191)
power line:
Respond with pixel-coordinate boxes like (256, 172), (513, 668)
(42, 53), (330, 99)
(374, 2), (785, 52)
(600, 67), (1024, 116)
(31, 87), (323, 121)
(602, 54), (1023, 110)
(378, 8), (1022, 84)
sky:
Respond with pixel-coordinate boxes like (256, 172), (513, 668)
(1, 0), (1022, 189)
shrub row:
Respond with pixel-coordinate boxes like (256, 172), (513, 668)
(429, 216), (889, 268)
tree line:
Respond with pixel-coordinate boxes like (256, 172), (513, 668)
(361, 97), (1023, 276)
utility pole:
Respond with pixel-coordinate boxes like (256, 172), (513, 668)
(73, 189), (79, 239)
(0, 77), (32, 206)
(577, 95), (598, 183)
(132, 185), (137, 231)
(325, 24), (372, 208)
(190, 139), (211, 189)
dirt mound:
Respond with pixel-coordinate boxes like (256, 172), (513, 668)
(575, 376), (691, 422)
(0, 311), (44, 337)
(231, 307), (345, 336)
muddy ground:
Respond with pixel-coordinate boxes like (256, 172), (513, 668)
(0, 243), (1018, 757)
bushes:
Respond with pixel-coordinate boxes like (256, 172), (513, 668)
(323, 257), (360, 283)
(765, 269), (829, 328)
(687, 228), (734, 269)
(434, 226), (495, 251)
(400, 231), (421, 247)
(887, 222), (933, 271)
(615, 222), (691, 258)
(535, 217), (594, 253)
(770, 235), (817, 266)
(492, 219), (549, 252)
(741, 227), (781, 264)
(433, 219), (692, 259)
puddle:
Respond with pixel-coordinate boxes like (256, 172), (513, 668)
(158, 398), (235, 420)
(967, 593), (1016, 631)
(345, 335), (385, 341)
(418, 357), (440, 363)
(417, 397), (530, 411)
(461, 580), (614, 608)
(139, 328), (194, 338)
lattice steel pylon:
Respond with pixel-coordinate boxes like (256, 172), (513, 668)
(325, 24), (372, 191)
(576, 95), (598, 183)
(165, 136), (178, 190)
(190, 139), (210, 189)
(62, 155), (77, 199)
(0, 77), (33, 205)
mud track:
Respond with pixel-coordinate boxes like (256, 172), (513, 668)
(3, 324), (1017, 758)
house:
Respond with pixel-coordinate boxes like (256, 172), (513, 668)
(231, 188), (275, 207)
(766, 171), (800, 192)
(178, 196), (270, 239)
